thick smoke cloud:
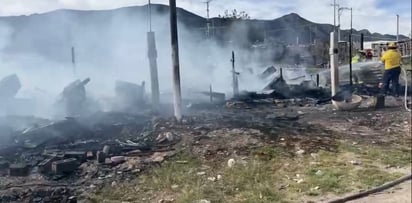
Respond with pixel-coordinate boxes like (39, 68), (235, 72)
(0, 7), (273, 119)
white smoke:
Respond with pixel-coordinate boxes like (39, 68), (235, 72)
(0, 6), (277, 119)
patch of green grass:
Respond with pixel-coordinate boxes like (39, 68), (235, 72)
(220, 160), (285, 202)
(305, 167), (350, 194)
(339, 141), (412, 167)
(362, 147), (412, 167)
(356, 169), (404, 187)
(142, 152), (203, 190)
(91, 142), (410, 203)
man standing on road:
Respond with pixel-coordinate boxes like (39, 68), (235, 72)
(379, 42), (402, 96)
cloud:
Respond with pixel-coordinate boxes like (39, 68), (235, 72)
(0, 0), (410, 35)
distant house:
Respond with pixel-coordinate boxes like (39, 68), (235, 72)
(364, 40), (411, 58)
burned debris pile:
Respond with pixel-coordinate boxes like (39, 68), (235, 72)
(113, 80), (146, 112)
(0, 112), (180, 202)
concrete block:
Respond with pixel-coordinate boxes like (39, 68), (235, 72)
(96, 151), (106, 163)
(110, 156), (126, 165)
(38, 156), (60, 174)
(52, 158), (78, 174)
(9, 163), (29, 176)
(86, 151), (94, 160)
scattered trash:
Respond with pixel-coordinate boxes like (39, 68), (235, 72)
(197, 171), (206, 176)
(227, 159), (236, 168)
(195, 200), (211, 203)
(296, 149), (305, 155)
(350, 160), (362, 165)
(207, 177), (216, 182)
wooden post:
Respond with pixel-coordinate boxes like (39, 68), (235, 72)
(169, 0), (182, 121)
(231, 51), (239, 97)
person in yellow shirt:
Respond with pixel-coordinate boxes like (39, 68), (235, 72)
(379, 42), (402, 96)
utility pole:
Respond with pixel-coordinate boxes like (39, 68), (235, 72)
(330, 31), (339, 96)
(332, 0), (338, 32)
(147, 0), (160, 113)
(338, 7), (346, 41)
(338, 7), (341, 41)
(337, 4), (351, 42)
(349, 7), (353, 87)
(169, 0), (182, 121)
(203, 0), (214, 39)
(396, 14), (400, 42)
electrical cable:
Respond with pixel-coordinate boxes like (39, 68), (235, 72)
(402, 67), (411, 112)
(328, 174), (412, 203)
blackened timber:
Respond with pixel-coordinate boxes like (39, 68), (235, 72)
(169, 0), (182, 121)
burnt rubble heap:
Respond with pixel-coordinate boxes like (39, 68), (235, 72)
(0, 65), (410, 203)
(0, 112), (181, 202)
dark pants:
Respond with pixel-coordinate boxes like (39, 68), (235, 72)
(381, 67), (401, 96)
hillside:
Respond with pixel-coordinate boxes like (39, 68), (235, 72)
(0, 4), (408, 64)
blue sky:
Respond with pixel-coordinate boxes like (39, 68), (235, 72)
(0, 0), (410, 36)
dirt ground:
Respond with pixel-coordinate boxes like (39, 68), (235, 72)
(1, 98), (411, 203)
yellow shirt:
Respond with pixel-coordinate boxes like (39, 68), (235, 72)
(381, 49), (401, 70)
(351, 54), (360, 64)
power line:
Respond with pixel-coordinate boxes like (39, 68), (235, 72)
(147, 0), (152, 32)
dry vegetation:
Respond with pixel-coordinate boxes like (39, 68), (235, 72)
(90, 139), (411, 203)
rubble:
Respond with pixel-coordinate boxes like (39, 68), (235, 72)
(110, 156), (126, 165)
(156, 132), (175, 143)
(200, 91), (226, 103)
(0, 110), (181, 201)
(64, 151), (87, 161)
(0, 77), (409, 202)
(52, 158), (79, 174)
(38, 156), (59, 174)
(58, 78), (92, 117)
(114, 80), (146, 112)
(96, 151), (106, 163)
(9, 163), (29, 177)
